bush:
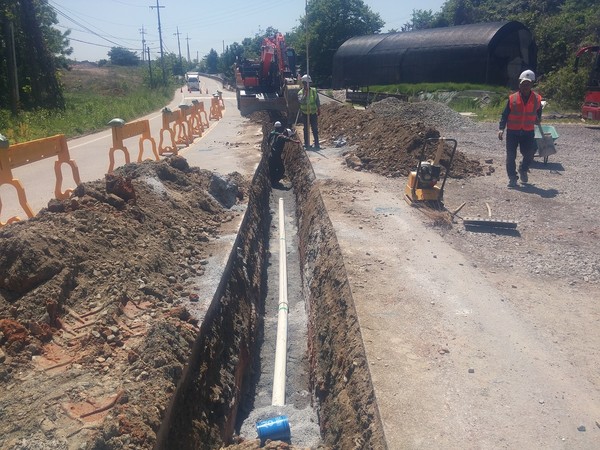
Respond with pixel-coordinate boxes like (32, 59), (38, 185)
(538, 67), (588, 111)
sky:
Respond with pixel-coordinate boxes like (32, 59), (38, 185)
(50, 0), (446, 62)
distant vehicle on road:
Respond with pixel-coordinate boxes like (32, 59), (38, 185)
(186, 72), (200, 92)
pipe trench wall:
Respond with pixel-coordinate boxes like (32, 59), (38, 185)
(155, 155), (272, 449)
(156, 126), (386, 449)
(284, 145), (388, 449)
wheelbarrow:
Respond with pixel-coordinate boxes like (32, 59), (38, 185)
(534, 124), (559, 164)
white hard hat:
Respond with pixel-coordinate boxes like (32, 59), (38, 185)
(301, 74), (312, 83)
(274, 121), (282, 128)
(519, 70), (535, 83)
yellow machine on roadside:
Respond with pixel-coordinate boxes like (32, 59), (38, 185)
(405, 137), (457, 205)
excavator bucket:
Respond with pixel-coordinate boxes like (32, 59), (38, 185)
(236, 85), (300, 117)
(236, 91), (287, 116)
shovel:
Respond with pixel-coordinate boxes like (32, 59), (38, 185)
(536, 124), (557, 158)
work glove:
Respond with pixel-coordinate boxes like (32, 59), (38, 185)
(498, 130), (504, 141)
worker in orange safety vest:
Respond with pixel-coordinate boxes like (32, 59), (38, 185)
(498, 69), (543, 188)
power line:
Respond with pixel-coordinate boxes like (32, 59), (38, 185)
(49, 1), (132, 49)
(54, 24), (140, 47)
(67, 37), (119, 48)
(67, 37), (158, 52)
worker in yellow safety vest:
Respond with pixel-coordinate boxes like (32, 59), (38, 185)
(297, 74), (321, 150)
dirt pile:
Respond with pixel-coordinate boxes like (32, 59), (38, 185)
(319, 100), (487, 179)
(0, 97), (514, 449)
(0, 157), (246, 449)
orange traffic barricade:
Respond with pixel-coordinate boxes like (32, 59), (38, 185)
(108, 118), (159, 173)
(0, 134), (81, 226)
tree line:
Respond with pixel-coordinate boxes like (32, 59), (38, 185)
(215, 0), (599, 107)
(0, 0), (71, 113)
(1, 0), (599, 114)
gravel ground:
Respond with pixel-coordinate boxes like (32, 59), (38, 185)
(369, 98), (477, 130)
(324, 94), (600, 285)
(352, 94), (600, 284)
(309, 98), (600, 448)
(438, 119), (600, 286)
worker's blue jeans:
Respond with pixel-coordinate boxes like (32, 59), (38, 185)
(301, 112), (319, 148)
(506, 129), (536, 180)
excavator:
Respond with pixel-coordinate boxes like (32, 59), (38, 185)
(235, 33), (300, 117)
(574, 45), (600, 120)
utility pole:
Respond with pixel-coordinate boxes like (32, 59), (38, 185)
(140, 25), (147, 61)
(147, 47), (153, 87)
(174, 26), (183, 74)
(7, 19), (20, 115)
(186, 34), (191, 63)
(305, 0), (310, 77)
(149, 0), (166, 84)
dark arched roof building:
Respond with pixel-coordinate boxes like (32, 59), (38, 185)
(332, 21), (536, 90)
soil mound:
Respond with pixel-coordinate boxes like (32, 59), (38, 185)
(0, 156), (246, 449)
(319, 101), (485, 179)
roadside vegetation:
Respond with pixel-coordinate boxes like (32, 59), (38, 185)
(367, 82), (584, 121)
(0, 66), (175, 143)
(1, 0), (598, 143)
(367, 82), (509, 120)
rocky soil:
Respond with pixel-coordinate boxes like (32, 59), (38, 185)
(0, 158), (248, 449)
(1, 93), (599, 449)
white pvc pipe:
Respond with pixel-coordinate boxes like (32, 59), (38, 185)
(272, 197), (289, 406)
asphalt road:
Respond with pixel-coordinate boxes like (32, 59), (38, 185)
(1, 76), (257, 223)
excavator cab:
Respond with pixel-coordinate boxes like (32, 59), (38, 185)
(235, 33), (300, 117)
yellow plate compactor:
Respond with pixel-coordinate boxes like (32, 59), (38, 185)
(405, 137), (457, 205)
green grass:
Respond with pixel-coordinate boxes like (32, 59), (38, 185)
(0, 65), (175, 143)
(361, 82), (509, 121)
(369, 82), (508, 97)
(366, 82), (582, 122)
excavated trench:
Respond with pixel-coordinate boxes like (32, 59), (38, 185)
(155, 125), (387, 449)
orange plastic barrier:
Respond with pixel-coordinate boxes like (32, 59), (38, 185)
(0, 134), (81, 226)
(178, 104), (196, 142)
(216, 90), (225, 110)
(186, 104), (204, 139)
(191, 99), (210, 132)
(108, 118), (159, 173)
(209, 96), (223, 121)
(158, 108), (186, 156)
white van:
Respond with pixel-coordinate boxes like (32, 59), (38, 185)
(187, 75), (200, 92)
